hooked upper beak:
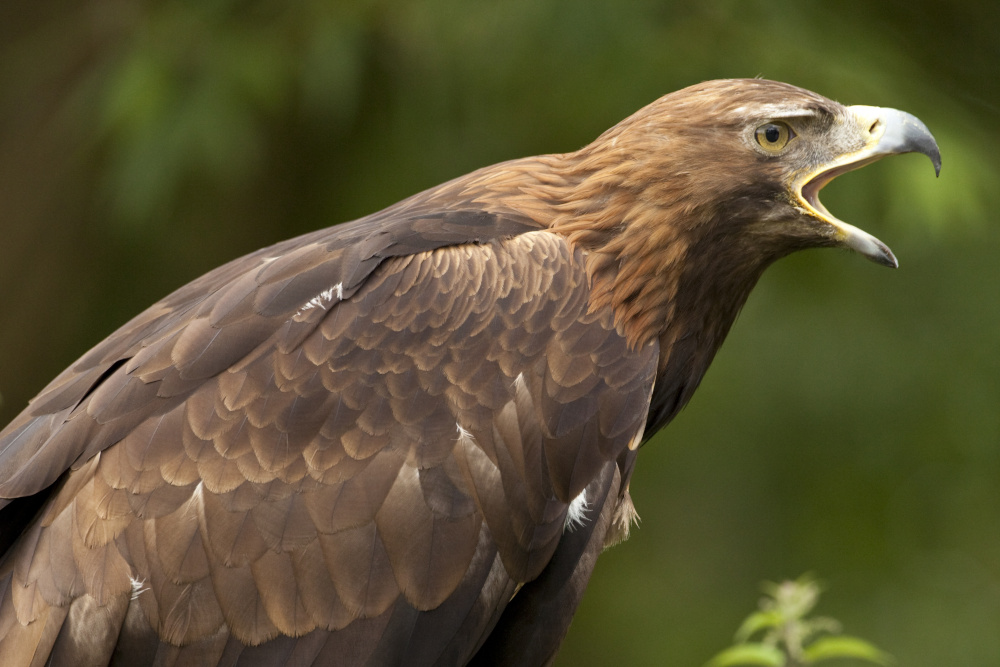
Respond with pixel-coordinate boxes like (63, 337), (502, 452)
(795, 105), (941, 268)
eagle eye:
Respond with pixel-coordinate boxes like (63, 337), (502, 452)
(754, 121), (794, 152)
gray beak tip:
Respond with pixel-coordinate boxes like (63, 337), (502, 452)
(875, 107), (942, 178)
(869, 237), (899, 269)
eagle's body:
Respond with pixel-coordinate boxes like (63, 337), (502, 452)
(0, 80), (939, 665)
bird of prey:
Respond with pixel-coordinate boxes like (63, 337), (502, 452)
(0, 79), (939, 666)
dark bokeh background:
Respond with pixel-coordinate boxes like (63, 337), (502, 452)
(1, 1), (997, 664)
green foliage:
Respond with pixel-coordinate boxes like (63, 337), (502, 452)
(93, 2), (357, 225)
(707, 644), (787, 667)
(706, 576), (892, 667)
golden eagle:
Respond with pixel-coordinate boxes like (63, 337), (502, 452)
(0, 80), (939, 666)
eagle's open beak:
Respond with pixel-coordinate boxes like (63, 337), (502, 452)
(796, 106), (941, 268)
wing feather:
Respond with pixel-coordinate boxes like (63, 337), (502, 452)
(0, 213), (657, 663)
(250, 549), (315, 637)
(318, 523), (399, 618)
(208, 559), (280, 645)
(153, 495), (209, 582)
(289, 538), (355, 631)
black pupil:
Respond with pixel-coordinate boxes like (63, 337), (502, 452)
(764, 125), (781, 143)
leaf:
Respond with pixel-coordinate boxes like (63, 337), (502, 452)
(734, 610), (783, 643)
(704, 643), (787, 667)
(800, 615), (842, 643)
(802, 635), (893, 665)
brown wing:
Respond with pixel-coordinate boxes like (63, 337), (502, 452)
(0, 225), (656, 665)
(0, 205), (542, 513)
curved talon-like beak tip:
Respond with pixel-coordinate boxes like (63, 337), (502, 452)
(849, 105), (942, 177)
(839, 219), (899, 268)
(806, 106), (941, 268)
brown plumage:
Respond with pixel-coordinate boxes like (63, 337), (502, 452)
(0, 79), (939, 666)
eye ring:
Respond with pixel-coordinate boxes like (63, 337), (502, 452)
(755, 121), (795, 152)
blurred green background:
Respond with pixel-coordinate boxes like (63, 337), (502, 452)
(1, 1), (997, 664)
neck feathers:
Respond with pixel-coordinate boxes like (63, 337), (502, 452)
(436, 145), (769, 388)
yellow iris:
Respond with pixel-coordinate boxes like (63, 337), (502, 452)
(755, 122), (793, 152)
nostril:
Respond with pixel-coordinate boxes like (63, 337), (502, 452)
(869, 119), (882, 135)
